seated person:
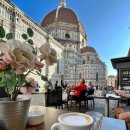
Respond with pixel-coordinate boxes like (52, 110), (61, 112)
(113, 89), (130, 129)
(86, 82), (94, 95)
(66, 79), (87, 101)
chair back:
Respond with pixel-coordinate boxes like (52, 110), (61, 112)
(45, 89), (62, 107)
(0, 87), (8, 98)
(80, 89), (87, 100)
(87, 88), (94, 95)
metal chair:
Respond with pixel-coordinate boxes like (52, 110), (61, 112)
(45, 89), (68, 109)
(67, 90), (88, 110)
(86, 89), (95, 109)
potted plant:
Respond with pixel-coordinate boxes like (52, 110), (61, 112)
(0, 26), (57, 130)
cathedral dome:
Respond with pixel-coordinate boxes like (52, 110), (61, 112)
(81, 46), (96, 53)
(41, 7), (78, 27)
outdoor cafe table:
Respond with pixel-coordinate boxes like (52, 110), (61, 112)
(26, 107), (127, 130)
(102, 117), (127, 130)
(88, 93), (127, 117)
(26, 107), (69, 130)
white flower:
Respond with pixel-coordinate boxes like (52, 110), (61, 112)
(39, 43), (57, 65)
(0, 40), (35, 74)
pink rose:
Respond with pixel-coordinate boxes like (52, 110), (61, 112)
(0, 40), (35, 74)
(20, 87), (34, 94)
(39, 43), (58, 65)
(34, 59), (44, 72)
(0, 60), (7, 71)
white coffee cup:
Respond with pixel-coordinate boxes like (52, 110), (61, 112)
(51, 112), (93, 130)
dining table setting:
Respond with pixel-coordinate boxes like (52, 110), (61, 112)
(26, 106), (127, 130)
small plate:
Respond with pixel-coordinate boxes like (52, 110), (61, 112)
(28, 105), (45, 125)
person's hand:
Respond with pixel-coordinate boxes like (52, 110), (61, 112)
(113, 89), (122, 96)
(113, 89), (118, 95)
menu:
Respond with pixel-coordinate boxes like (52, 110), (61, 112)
(106, 94), (121, 98)
(120, 69), (130, 90)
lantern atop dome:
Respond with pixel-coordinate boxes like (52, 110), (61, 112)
(59, 0), (66, 8)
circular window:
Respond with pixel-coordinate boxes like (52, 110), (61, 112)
(65, 33), (70, 39)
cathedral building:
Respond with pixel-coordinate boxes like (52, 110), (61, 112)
(0, 0), (107, 89)
(41, 0), (107, 87)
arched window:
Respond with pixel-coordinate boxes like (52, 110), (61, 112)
(96, 72), (98, 81)
(57, 61), (59, 74)
(88, 56), (89, 61)
(81, 39), (84, 47)
(83, 59), (85, 64)
(79, 73), (81, 79)
(65, 33), (70, 39)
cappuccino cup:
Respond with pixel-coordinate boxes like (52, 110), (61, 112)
(51, 112), (93, 130)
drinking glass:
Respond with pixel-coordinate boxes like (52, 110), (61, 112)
(86, 111), (103, 130)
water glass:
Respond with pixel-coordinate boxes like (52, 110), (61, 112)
(86, 111), (103, 130)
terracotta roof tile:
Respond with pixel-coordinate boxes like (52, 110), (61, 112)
(81, 46), (96, 53)
(41, 7), (78, 27)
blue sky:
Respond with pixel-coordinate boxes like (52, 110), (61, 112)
(11, 0), (130, 76)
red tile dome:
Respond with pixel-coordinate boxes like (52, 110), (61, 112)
(81, 46), (96, 53)
(41, 7), (79, 27)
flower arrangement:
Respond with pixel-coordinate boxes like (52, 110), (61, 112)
(0, 26), (57, 101)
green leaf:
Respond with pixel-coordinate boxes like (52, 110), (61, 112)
(0, 71), (4, 77)
(27, 28), (34, 37)
(6, 33), (13, 40)
(23, 81), (32, 87)
(0, 26), (5, 38)
(36, 71), (41, 75)
(0, 72), (4, 84)
(22, 34), (28, 40)
(16, 74), (26, 86)
(41, 75), (48, 81)
(5, 76), (17, 89)
(31, 46), (37, 55)
(4, 70), (17, 88)
(28, 39), (33, 45)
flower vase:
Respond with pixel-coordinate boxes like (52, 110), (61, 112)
(0, 97), (30, 130)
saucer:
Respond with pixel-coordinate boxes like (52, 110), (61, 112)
(28, 105), (45, 125)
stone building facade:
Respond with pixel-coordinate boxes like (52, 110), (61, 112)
(107, 75), (117, 88)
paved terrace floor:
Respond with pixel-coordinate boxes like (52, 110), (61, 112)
(25, 93), (126, 117)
